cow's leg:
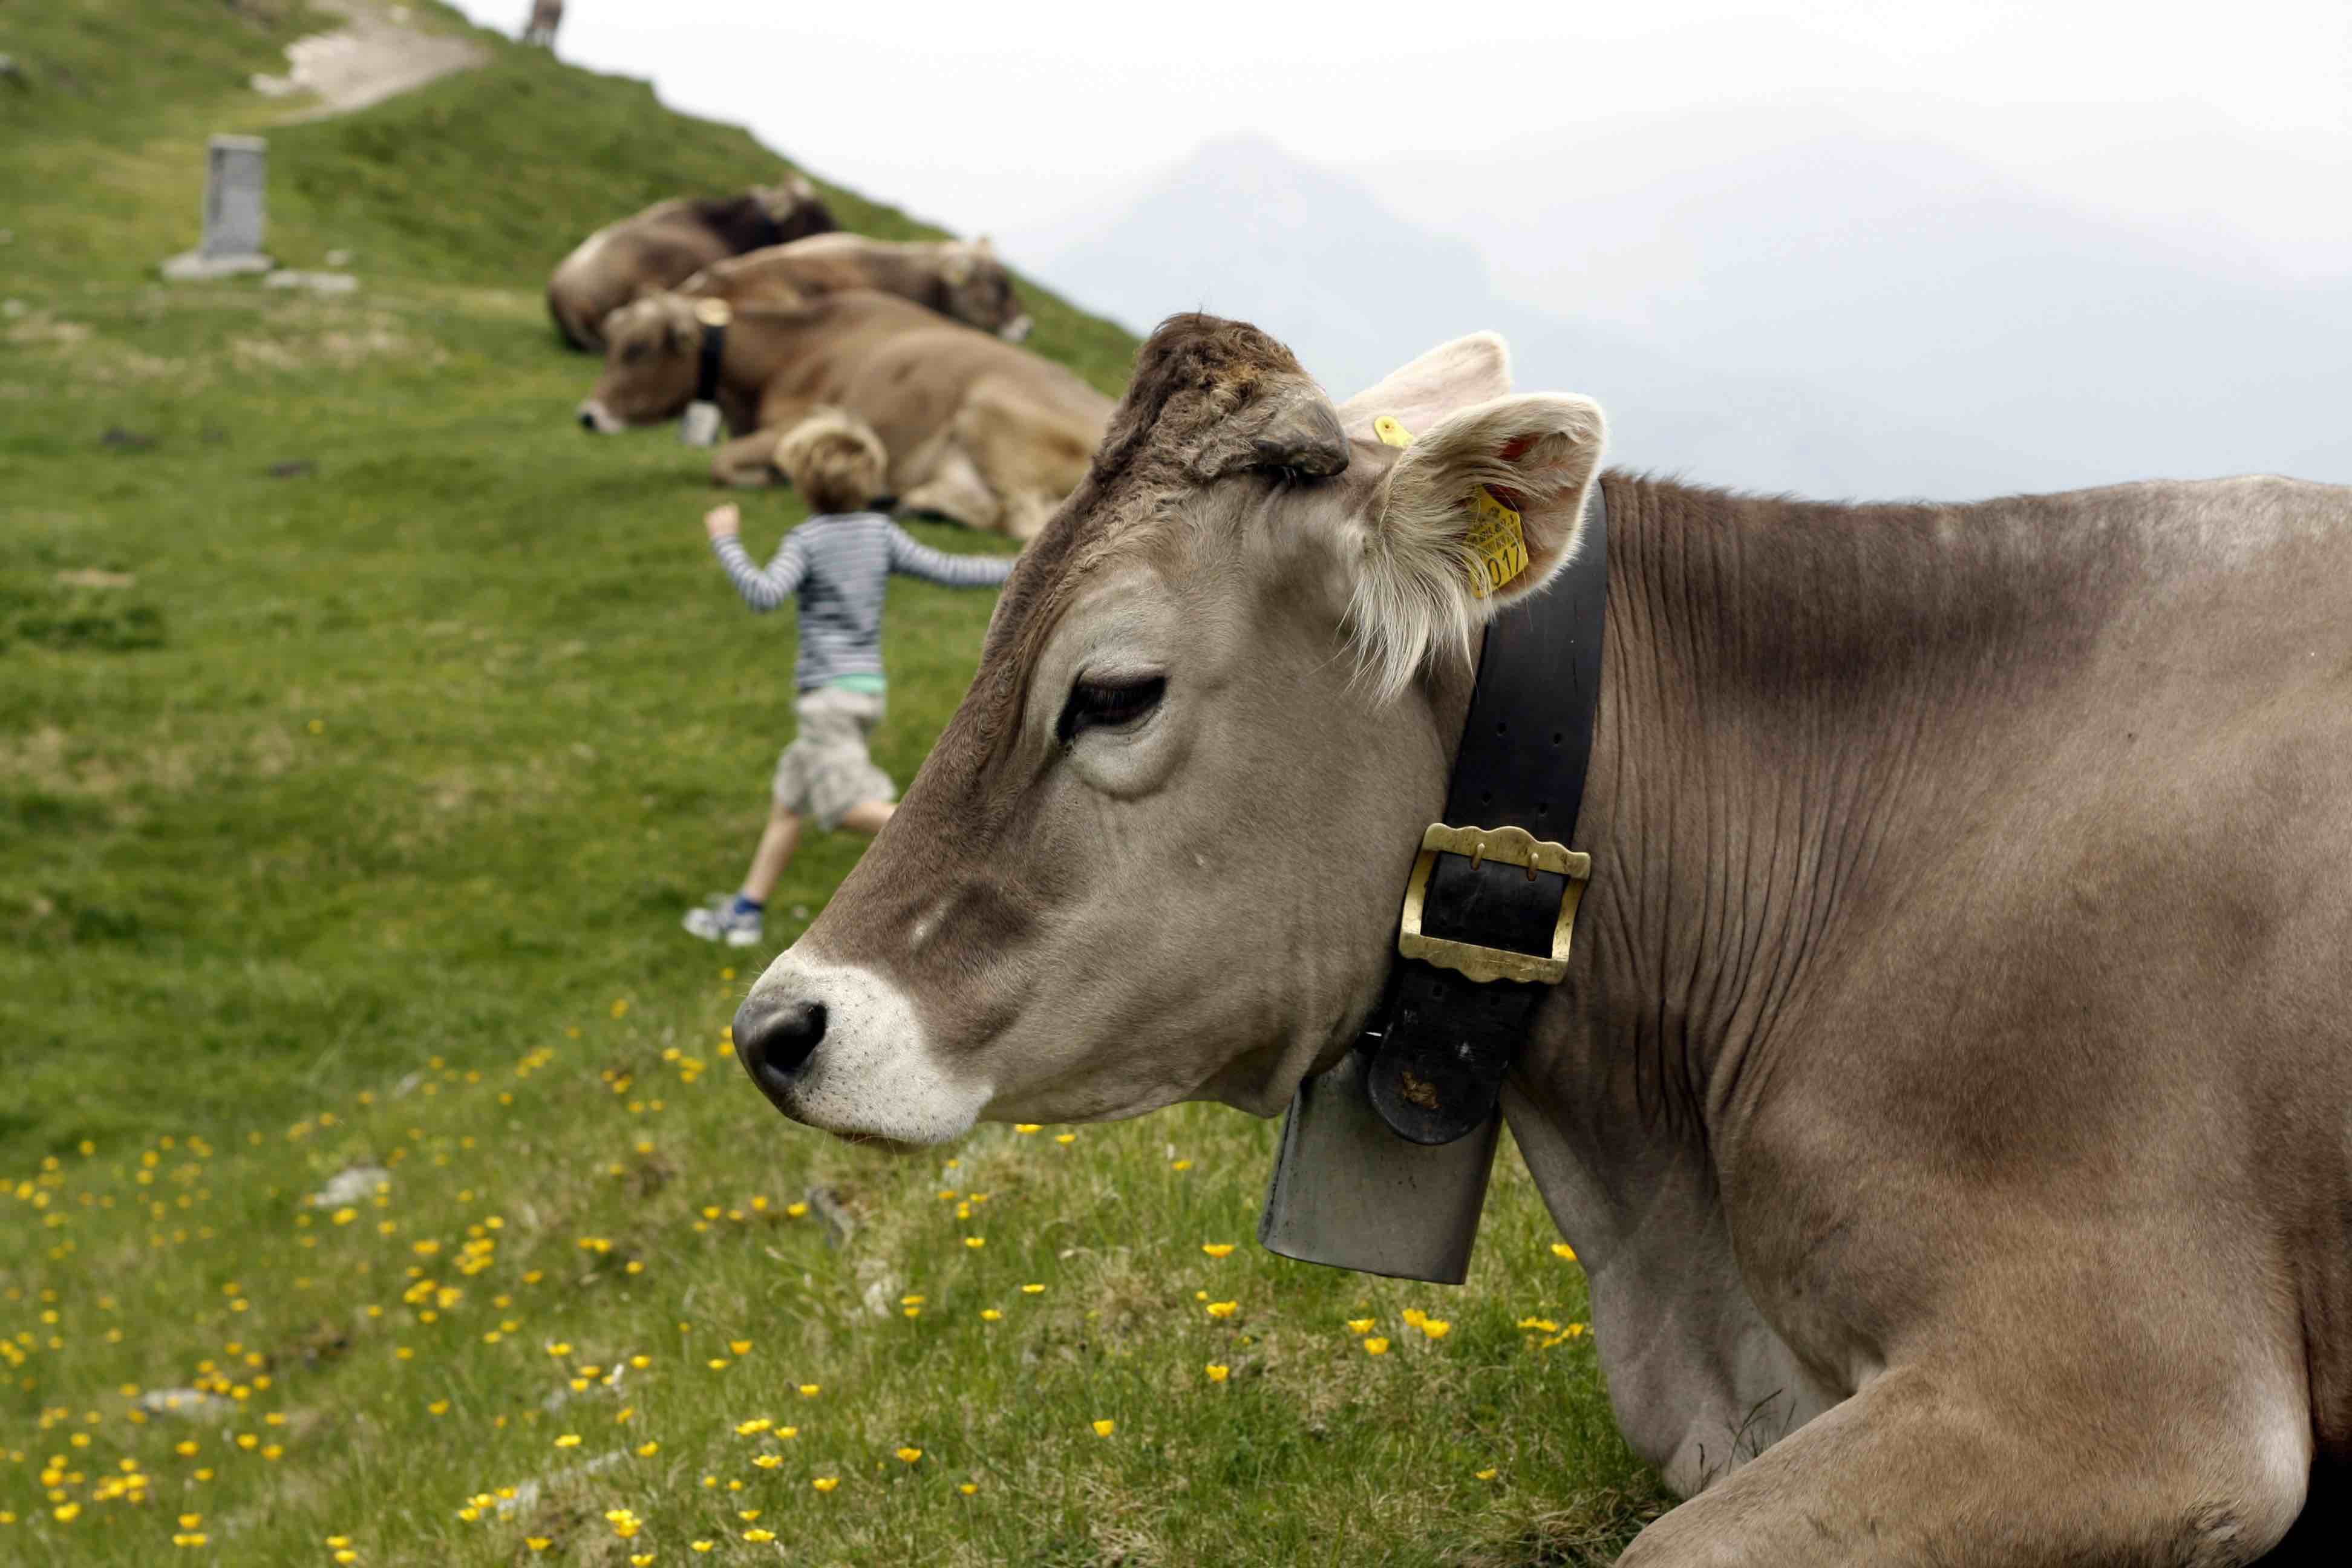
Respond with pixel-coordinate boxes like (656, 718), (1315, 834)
(898, 446), (1004, 534)
(1618, 1362), (2307, 1567)
(710, 431), (783, 488)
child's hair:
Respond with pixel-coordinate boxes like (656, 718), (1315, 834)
(774, 408), (887, 515)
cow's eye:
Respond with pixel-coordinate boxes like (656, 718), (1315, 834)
(621, 341), (648, 364)
(1057, 675), (1166, 744)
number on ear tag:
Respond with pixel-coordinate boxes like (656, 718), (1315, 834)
(1463, 487), (1528, 599)
(679, 401), (722, 448)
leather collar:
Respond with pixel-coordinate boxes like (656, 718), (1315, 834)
(694, 318), (727, 407)
(1362, 481), (1610, 1144)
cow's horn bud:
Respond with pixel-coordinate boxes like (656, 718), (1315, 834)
(1250, 393), (1350, 478)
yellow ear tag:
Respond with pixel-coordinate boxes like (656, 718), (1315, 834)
(1374, 415), (1529, 599)
(1463, 488), (1529, 599)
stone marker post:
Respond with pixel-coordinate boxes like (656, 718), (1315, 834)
(162, 135), (273, 279)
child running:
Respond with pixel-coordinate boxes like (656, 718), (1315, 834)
(685, 408), (1015, 947)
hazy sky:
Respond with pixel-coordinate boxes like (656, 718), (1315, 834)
(450, 0), (2352, 273)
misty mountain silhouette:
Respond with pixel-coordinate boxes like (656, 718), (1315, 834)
(1025, 132), (2351, 500)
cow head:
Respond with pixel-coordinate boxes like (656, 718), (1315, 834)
(754, 175), (821, 228)
(577, 295), (703, 434)
(733, 315), (1606, 1144)
(941, 238), (1033, 343)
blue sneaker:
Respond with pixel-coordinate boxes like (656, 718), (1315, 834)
(683, 894), (763, 948)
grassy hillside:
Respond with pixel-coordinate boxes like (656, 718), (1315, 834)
(0, 3), (1666, 1561)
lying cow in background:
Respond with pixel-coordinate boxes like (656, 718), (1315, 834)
(681, 234), (1033, 342)
(730, 313), (2351, 1562)
(545, 178), (837, 351)
(577, 290), (1108, 540)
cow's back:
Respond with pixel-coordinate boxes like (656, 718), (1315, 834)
(1722, 474), (2352, 1486)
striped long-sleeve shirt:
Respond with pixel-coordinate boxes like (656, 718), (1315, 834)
(711, 511), (1015, 692)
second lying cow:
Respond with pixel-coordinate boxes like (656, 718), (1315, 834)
(681, 235), (1032, 343)
(545, 177), (838, 351)
(577, 290), (1108, 541)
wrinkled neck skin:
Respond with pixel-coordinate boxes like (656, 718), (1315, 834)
(1471, 472), (1988, 1494)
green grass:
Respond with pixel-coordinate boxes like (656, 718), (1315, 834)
(0, 4), (1667, 1560)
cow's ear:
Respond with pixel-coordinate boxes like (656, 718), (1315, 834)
(1352, 394), (1606, 696)
(941, 248), (976, 287)
(1336, 332), (1512, 445)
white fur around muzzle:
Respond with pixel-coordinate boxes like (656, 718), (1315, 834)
(739, 951), (988, 1145)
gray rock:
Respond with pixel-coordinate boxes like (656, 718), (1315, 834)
(162, 251), (272, 281)
(307, 1166), (389, 1208)
(263, 269), (358, 295)
(492, 1449), (627, 1517)
(140, 1388), (235, 1422)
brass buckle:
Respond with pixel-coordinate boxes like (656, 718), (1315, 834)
(1396, 823), (1590, 985)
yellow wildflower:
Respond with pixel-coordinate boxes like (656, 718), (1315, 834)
(1346, 1318), (1376, 1334)
(1420, 1319), (1453, 1339)
(1204, 1301), (1238, 1319)
(812, 1476), (839, 1492)
(1171, 1158), (1193, 1171)
(636, 1442), (659, 1457)
(1551, 1242), (1576, 1261)
(980, 1308), (1002, 1322)
(691, 1544), (713, 1554)
(1205, 1364), (1231, 1382)
(959, 1482), (978, 1495)
(1054, 1132), (1076, 1145)
(554, 1434), (581, 1448)
(743, 1528), (775, 1543)
(1021, 1284), (1045, 1295)
(1091, 1419), (1116, 1437)
(1476, 1466), (1499, 1480)
(896, 1446), (923, 1463)
(798, 1384), (820, 1398)
(1402, 1308), (1428, 1328)
(1364, 1338), (1391, 1356)
(728, 1339), (751, 1355)
(736, 1419), (772, 1436)
(964, 1236), (985, 1249)
(1200, 1242), (1235, 1258)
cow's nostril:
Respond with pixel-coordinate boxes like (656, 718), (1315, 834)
(577, 409), (597, 430)
(736, 998), (827, 1082)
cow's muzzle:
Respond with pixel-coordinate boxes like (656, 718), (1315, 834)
(576, 399), (625, 434)
(728, 950), (988, 1145)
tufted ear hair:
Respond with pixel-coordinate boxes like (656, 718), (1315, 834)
(1350, 393), (1607, 699)
(942, 248), (976, 287)
(973, 234), (995, 254)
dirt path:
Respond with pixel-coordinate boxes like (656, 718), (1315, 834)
(251, 0), (488, 122)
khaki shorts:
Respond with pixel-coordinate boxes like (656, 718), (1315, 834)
(773, 685), (895, 829)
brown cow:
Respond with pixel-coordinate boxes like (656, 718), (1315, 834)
(730, 314), (2352, 1562)
(544, 178), (837, 351)
(681, 234), (1033, 342)
(576, 290), (1109, 540)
